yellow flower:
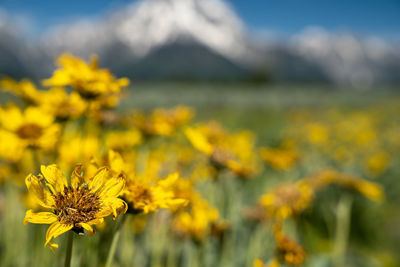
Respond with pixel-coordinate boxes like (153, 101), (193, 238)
(23, 164), (127, 250)
(365, 151), (389, 177)
(185, 122), (260, 178)
(303, 169), (384, 203)
(0, 129), (25, 162)
(103, 150), (188, 214)
(260, 144), (298, 171)
(39, 87), (87, 120)
(274, 224), (306, 266)
(0, 104), (60, 151)
(105, 129), (142, 151)
(184, 126), (214, 156)
(173, 196), (219, 241)
(259, 182), (314, 219)
(353, 180), (384, 202)
(307, 123), (328, 144)
(0, 77), (42, 104)
(58, 134), (101, 171)
(123, 172), (188, 214)
(133, 105), (194, 137)
(43, 53), (129, 99)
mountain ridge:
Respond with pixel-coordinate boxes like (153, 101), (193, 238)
(0, 0), (399, 85)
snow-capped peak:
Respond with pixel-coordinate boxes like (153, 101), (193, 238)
(43, 0), (251, 61)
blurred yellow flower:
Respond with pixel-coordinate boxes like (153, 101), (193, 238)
(0, 77), (42, 104)
(185, 122), (260, 178)
(23, 164), (127, 250)
(40, 87), (87, 120)
(133, 105), (194, 137)
(0, 104), (60, 152)
(43, 53), (129, 99)
(123, 172), (188, 214)
(274, 224), (306, 266)
(307, 123), (328, 144)
(260, 145), (298, 171)
(365, 151), (389, 177)
(259, 182), (314, 219)
(304, 169), (384, 203)
(104, 150), (188, 214)
(0, 129), (25, 162)
(105, 128), (142, 151)
(58, 134), (101, 171)
(173, 196), (219, 241)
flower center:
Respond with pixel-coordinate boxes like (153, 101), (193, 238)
(54, 186), (101, 225)
(16, 123), (43, 139)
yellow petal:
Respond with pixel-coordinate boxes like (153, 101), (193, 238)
(42, 69), (71, 87)
(23, 209), (58, 225)
(86, 217), (104, 225)
(96, 206), (113, 219)
(37, 124), (60, 151)
(71, 164), (84, 189)
(41, 165), (68, 192)
(98, 174), (125, 199)
(45, 222), (73, 247)
(355, 180), (385, 203)
(103, 198), (127, 219)
(76, 222), (95, 236)
(88, 167), (109, 192)
(158, 172), (179, 188)
(0, 104), (23, 131)
(108, 150), (125, 174)
(48, 242), (59, 253)
(24, 106), (53, 128)
(25, 174), (55, 209)
(184, 127), (213, 156)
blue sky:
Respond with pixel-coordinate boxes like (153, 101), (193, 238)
(1, 0), (399, 37)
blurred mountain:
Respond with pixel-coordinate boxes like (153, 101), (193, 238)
(0, 0), (400, 85)
(286, 28), (400, 85)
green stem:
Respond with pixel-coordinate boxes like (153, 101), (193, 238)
(64, 231), (74, 267)
(333, 195), (353, 267)
(105, 215), (127, 267)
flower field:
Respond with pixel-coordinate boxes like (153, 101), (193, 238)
(0, 54), (399, 267)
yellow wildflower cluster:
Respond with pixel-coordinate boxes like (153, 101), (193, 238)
(0, 53), (391, 266)
(285, 108), (398, 178)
